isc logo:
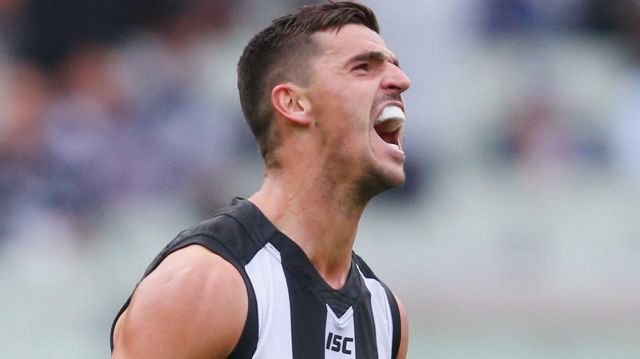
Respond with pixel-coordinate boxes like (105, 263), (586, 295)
(325, 332), (354, 355)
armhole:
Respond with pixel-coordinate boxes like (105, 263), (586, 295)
(384, 287), (401, 359)
(227, 263), (258, 359)
(353, 253), (402, 359)
(110, 294), (132, 351)
(110, 237), (259, 358)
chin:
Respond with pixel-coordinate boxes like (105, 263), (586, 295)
(377, 159), (406, 187)
(379, 170), (406, 190)
(356, 164), (406, 201)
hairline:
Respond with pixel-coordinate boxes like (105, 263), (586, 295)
(238, 2), (381, 167)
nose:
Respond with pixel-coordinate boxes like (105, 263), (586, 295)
(381, 64), (411, 94)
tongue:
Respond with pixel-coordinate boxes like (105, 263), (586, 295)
(375, 124), (397, 144)
(379, 130), (396, 144)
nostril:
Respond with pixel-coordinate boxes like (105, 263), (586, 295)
(382, 69), (411, 92)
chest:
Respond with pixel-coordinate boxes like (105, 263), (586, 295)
(244, 244), (395, 359)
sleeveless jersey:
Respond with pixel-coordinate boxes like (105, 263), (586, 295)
(110, 198), (402, 359)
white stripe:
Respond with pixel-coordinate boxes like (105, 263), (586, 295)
(358, 266), (394, 359)
(245, 243), (293, 359)
(324, 305), (356, 358)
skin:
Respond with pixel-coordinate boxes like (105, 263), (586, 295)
(112, 23), (411, 359)
(111, 245), (247, 359)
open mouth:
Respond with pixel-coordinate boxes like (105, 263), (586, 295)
(374, 105), (404, 147)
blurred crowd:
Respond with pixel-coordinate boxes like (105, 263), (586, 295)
(0, 0), (266, 243)
(3, 1), (640, 357)
(482, 0), (637, 174)
(1, 0), (640, 247)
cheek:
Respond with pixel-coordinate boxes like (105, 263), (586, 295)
(310, 84), (375, 142)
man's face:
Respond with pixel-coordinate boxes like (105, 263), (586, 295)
(304, 24), (411, 197)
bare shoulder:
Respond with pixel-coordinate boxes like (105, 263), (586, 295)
(112, 245), (248, 359)
(394, 294), (409, 359)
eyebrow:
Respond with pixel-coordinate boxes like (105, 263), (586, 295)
(347, 50), (400, 68)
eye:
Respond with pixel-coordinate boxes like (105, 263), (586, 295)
(352, 63), (370, 72)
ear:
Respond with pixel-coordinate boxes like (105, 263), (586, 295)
(271, 83), (311, 126)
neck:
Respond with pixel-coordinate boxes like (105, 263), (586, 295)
(249, 167), (367, 289)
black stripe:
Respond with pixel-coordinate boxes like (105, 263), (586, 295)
(353, 286), (378, 359)
(227, 267), (258, 359)
(283, 268), (326, 359)
(269, 233), (364, 318)
(354, 253), (402, 359)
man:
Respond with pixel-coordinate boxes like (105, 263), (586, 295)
(110, 1), (411, 358)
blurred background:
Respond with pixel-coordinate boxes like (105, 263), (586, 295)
(1, 0), (640, 357)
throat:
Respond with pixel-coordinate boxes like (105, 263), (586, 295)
(308, 247), (354, 290)
(374, 126), (400, 145)
(252, 170), (366, 288)
(379, 130), (397, 144)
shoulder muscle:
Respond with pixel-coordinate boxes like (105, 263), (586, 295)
(112, 245), (248, 359)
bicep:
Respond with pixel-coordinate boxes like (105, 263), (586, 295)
(111, 245), (248, 359)
(395, 294), (409, 359)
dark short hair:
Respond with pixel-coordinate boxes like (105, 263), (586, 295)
(237, 1), (379, 166)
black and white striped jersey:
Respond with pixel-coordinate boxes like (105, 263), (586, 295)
(111, 198), (402, 359)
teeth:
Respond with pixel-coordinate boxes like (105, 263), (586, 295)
(376, 105), (405, 124)
(375, 105), (405, 132)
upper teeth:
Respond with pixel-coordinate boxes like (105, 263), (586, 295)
(375, 105), (405, 131)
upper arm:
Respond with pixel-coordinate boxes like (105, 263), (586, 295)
(111, 245), (248, 359)
(395, 294), (409, 359)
